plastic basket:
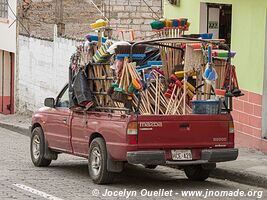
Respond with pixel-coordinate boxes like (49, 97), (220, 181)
(192, 100), (221, 114)
(90, 21), (108, 29)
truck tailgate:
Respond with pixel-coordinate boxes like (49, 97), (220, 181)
(137, 114), (232, 149)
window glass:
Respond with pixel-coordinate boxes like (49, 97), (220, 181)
(57, 87), (69, 108)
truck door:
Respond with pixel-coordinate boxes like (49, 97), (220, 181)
(45, 85), (72, 152)
(71, 111), (90, 157)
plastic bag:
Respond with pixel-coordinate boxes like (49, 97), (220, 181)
(72, 69), (92, 106)
(203, 63), (218, 81)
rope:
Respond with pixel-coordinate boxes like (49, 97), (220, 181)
(142, 0), (160, 19)
(89, 0), (109, 22)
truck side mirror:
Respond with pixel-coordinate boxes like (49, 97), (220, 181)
(44, 98), (55, 108)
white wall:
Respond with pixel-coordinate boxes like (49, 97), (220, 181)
(0, 0), (16, 53)
(17, 35), (79, 112)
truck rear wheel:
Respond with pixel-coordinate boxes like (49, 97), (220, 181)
(88, 137), (114, 184)
(184, 165), (211, 181)
(30, 127), (52, 167)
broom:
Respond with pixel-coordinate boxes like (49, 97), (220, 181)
(111, 60), (128, 103)
(127, 62), (150, 113)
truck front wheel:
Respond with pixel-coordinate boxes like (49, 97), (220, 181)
(184, 165), (211, 181)
(88, 137), (114, 184)
(30, 127), (52, 167)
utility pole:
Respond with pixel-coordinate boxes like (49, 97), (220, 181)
(55, 0), (65, 36)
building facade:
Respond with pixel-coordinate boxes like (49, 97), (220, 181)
(18, 0), (163, 39)
(164, 0), (267, 152)
(14, 0), (162, 113)
(0, 0), (16, 114)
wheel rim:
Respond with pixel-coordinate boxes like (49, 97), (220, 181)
(90, 147), (101, 176)
(32, 135), (40, 160)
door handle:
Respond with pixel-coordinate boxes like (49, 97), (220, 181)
(180, 123), (189, 128)
(94, 113), (101, 117)
(62, 118), (67, 124)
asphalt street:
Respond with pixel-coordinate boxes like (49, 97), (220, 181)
(0, 127), (266, 200)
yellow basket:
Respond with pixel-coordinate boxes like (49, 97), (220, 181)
(90, 21), (108, 29)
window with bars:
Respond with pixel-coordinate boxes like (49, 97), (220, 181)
(0, 0), (8, 19)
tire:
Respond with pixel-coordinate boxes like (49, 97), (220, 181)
(144, 165), (158, 169)
(88, 137), (114, 184)
(30, 127), (52, 167)
(184, 165), (211, 181)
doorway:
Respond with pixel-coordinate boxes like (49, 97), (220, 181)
(262, 11), (267, 140)
(200, 3), (232, 45)
(0, 50), (15, 114)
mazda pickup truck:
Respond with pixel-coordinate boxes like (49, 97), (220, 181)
(30, 84), (238, 184)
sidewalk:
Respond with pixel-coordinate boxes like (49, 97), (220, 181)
(211, 149), (267, 189)
(0, 113), (267, 189)
(0, 113), (31, 136)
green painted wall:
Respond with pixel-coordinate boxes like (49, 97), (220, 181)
(164, 0), (267, 95)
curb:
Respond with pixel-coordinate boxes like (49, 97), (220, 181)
(169, 163), (267, 189)
(210, 168), (267, 189)
(1, 122), (267, 189)
(0, 122), (30, 137)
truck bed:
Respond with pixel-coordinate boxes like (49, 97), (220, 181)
(126, 113), (237, 165)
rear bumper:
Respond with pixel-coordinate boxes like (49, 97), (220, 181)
(127, 148), (238, 165)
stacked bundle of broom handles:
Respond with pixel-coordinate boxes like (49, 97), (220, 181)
(124, 61), (190, 115)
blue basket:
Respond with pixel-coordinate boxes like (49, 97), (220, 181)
(192, 100), (221, 114)
(200, 33), (213, 39)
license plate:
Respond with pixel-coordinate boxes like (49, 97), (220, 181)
(171, 150), (192, 160)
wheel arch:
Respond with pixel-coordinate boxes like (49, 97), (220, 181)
(89, 132), (105, 146)
(31, 123), (43, 134)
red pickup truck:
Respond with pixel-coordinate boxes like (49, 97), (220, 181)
(30, 84), (238, 184)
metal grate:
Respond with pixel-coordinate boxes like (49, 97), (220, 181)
(0, 0), (8, 19)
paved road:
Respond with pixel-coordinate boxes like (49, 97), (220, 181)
(0, 127), (266, 200)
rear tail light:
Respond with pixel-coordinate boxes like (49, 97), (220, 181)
(127, 122), (138, 144)
(228, 121), (235, 144)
